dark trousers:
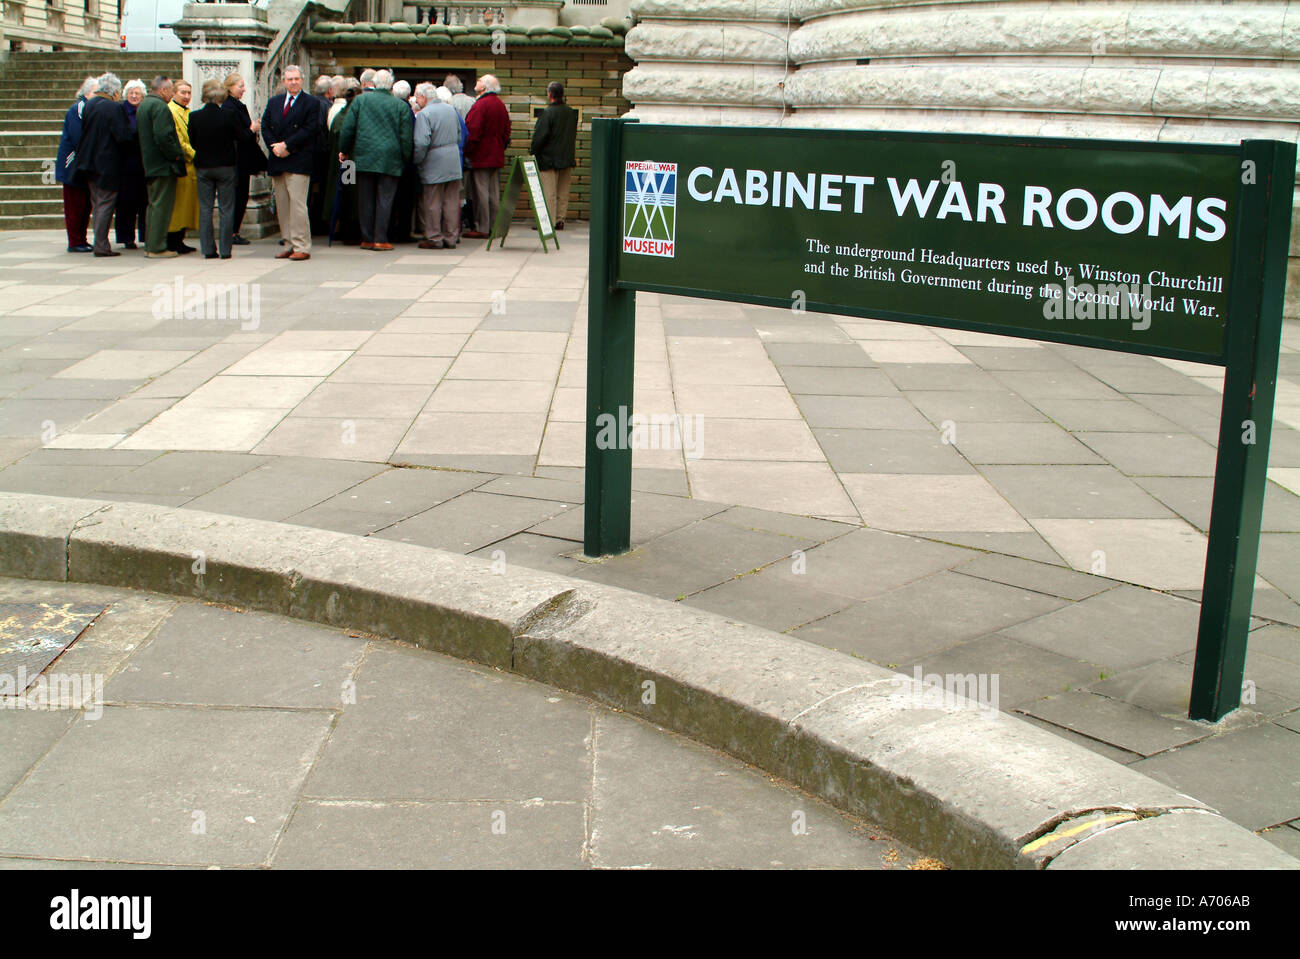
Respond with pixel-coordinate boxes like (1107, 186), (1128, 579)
(62, 184), (90, 247)
(145, 176), (176, 253)
(115, 174), (147, 243)
(197, 165), (236, 257)
(87, 177), (118, 254)
(233, 171), (251, 233)
(357, 171), (398, 244)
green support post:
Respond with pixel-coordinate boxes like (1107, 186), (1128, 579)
(1190, 139), (1297, 721)
(583, 118), (637, 556)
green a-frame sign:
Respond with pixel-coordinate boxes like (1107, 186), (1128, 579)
(583, 117), (1295, 723)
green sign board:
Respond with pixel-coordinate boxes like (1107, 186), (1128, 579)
(585, 119), (1295, 722)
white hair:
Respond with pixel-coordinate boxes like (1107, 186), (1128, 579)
(392, 79), (410, 100)
(480, 74), (500, 94)
(435, 86), (452, 104)
(415, 82), (437, 101)
(282, 64), (303, 80)
(359, 68), (377, 86)
(123, 79), (146, 98)
(78, 76), (96, 99)
(373, 70), (394, 91)
(95, 73), (122, 97)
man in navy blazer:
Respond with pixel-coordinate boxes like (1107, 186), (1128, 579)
(261, 65), (319, 259)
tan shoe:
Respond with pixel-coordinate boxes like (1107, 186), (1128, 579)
(145, 250), (178, 259)
(275, 249), (294, 259)
(289, 252), (311, 260)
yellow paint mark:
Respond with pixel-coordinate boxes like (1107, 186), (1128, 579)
(1020, 812), (1138, 855)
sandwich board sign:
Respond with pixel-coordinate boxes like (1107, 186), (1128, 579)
(583, 118), (1295, 722)
(488, 155), (557, 251)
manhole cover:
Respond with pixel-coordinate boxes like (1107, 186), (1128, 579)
(0, 602), (106, 694)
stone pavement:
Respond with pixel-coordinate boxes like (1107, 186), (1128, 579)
(0, 577), (924, 869)
(0, 227), (1298, 861)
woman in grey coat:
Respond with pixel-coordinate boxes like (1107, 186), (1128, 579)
(411, 83), (466, 249)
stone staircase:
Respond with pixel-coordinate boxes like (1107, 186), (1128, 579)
(0, 52), (183, 230)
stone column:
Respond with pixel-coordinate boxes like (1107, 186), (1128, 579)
(169, 2), (279, 238)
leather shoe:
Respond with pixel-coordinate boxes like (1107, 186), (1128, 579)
(204, 254), (218, 259)
(556, 221), (564, 230)
(93, 250), (121, 257)
(67, 244), (92, 253)
(371, 242), (393, 251)
(417, 240), (443, 249)
(360, 242), (374, 250)
(145, 250), (178, 258)
(463, 230), (488, 239)
(289, 251), (311, 260)
(275, 249), (294, 259)
(231, 235), (250, 245)
(122, 241), (138, 250)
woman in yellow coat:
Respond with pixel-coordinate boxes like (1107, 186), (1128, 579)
(167, 80), (199, 253)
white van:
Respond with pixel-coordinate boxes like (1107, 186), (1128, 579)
(118, 0), (185, 52)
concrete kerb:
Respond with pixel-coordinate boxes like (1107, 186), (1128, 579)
(0, 492), (1294, 870)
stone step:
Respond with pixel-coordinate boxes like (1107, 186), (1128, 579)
(0, 199), (65, 216)
(0, 214), (64, 230)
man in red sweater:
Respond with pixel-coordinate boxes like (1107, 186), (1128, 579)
(463, 74), (510, 238)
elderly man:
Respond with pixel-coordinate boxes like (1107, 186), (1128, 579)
(72, 73), (132, 257)
(261, 64), (320, 260)
(137, 75), (184, 258)
(338, 69), (412, 252)
(531, 81), (578, 231)
(359, 69), (377, 92)
(56, 77), (96, 252)
(463, 74), (509, 239)
(412, 82), (464, 249)
(444, 74), (473, 121)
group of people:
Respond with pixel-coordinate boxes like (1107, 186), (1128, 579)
(57, 65), (579, 262)
(59, 72), (265, 259)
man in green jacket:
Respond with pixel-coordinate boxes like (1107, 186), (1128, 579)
(136, 76), (184, 257)
(338, 69), (413, 251)
(530, 81), (578, 230)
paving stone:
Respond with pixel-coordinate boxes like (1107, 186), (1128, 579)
(778, 366), (900, 396)
(795, 395), (931, 430)
(842, 473), (1030, 532)
(252, 416), (413, 462)
(914, 530), (1067, 565)
(0, 706), (332, 866)
(686, 460), (858, 517)
(1131, 723), (1300, 830)
(589, 712), (913, 869)
(683, 566), (856, 632)
(906, 390), (1047, 424)
(979, 465), (1176, 519)
(0, 463), (138, 497)
(1076, 431), (1219, 477)
(1089, 658), (1296, 720)
(272, 799), (587, 869)
(707, 505), (856, 543)
(794, 570), (1067, 665)
(1258, 533), (1300, 600)
(750, 526), (970, 601)
(1086, 362), (1219, 395)
(106, 604), (365, 708)
(1018, 691), (1212, 757)
(951, 553), (1115, 600)
(0, 709), (76, 798)
(1027, 397), (1181, 432)
(303, 644), (592, 801)
(177, 457), (384, 521)
(1014, 713), (1143, 765)
(814, 428), (972, 474)
(880, 364), (1007, 391)
(527, 489), (725, 544)
(374, 491), (573, 553)
(571, 518), (817, 601)
(952, 422), (1105, 465)
(1030, 518), (1211, 591)
(1258, 823), (1300, 858)
(468, 532), (587, 578)
(1000, 585), (1201, 671)
(0, 399), (107, 438)
(91, 450), (268, 497)
(764, 343), (877, 368)
(895, 632), (1103, 709)
(954, 346), (1074, 371)
(992, 370), (1120, 400)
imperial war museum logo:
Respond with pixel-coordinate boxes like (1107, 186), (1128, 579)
(624, 161), (676, 257)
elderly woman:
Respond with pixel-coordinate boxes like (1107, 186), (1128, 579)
(220, 73), (265, 246)
(188, 79), (242, 259)
(114, 79), (149, 250)
(56, 77), (96, 252)
(166, 80), (199, 254)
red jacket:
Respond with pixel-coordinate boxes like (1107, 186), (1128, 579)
(465, 92), (510, 170)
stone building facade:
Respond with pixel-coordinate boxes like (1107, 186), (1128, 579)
(1, 0), (121, 51)
(623, 0), (1300, 315)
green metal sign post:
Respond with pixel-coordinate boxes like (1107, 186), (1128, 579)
(583, 117), (1295, 721)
